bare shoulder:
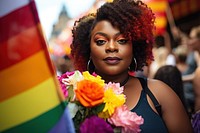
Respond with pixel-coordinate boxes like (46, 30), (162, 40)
(146, 78), (182, 109)
(146, 79), (193, 133)
(146, 78), (178, 102)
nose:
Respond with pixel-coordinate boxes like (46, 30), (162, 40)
(105, 40), (118, 53)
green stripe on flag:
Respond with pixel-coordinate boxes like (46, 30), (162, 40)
(2, 102), (66, 133)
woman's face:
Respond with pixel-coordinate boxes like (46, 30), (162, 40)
(90, 20), (133, 76)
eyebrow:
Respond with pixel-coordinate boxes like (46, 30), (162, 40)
(93, 32), (121, 38)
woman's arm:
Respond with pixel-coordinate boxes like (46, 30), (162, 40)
(148, 80), (193, 133)
(182, 73), (195, 82)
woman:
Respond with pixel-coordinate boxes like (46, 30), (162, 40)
(70, 0), (193, 132)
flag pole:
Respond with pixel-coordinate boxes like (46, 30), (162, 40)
(166, 2), (176, 29)
(165, 2), (177, 39)
(165, 2), (189, 43)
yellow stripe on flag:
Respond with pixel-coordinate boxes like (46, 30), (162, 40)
(144, 0), (168, 35)
(155, 17), (167, 28)
(147, 1), (167, 12)
(0, 77), (62, 131)
(0, 50), (53, 102)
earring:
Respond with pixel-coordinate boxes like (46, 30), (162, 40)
(133, 58), (137, 71)
(87, 59), (95, 73)
(87, 59), (91, 71)
(129, 57), (137, 72)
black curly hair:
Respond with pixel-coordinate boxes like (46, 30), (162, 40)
(71, 0), (155, 72)
(70, 13), (96, 72)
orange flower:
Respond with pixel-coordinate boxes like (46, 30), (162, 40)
(75, 80), (104, 107)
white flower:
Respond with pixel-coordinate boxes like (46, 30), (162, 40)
(68, 102), (79, 118)
(68, 71), (84, 90)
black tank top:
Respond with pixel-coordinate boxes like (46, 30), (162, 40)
(131, 77), (168, 133)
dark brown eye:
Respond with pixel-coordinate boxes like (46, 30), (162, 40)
(95, 40), (106, 45)
(117, 39), (128, 44)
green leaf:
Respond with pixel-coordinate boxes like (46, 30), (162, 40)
(73, 110), (85, 132)
(114, 127), (122, 133)
(66, 86), (74, 101)
(91, 103), (105, 115)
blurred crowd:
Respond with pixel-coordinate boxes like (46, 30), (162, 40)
(137, 25), (200, 119)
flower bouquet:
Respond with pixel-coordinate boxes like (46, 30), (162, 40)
(58, 70), (144, 133)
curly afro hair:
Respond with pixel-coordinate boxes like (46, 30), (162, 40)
(71, 0), (155, 72)
(70, 13), (96, 72)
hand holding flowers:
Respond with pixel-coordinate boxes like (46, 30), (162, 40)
(58, 71), (144, 133)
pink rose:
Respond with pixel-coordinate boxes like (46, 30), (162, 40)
(104, 82), (124, 94)
(108, 105), (144, 133)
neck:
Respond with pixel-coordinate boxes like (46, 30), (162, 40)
(95, 71), (130, 86)
(120, 75), (129, 86)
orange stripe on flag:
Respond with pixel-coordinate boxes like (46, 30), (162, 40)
(147, 1), (167, 12)
(0, 77), (62, 131)
(144, 0), (167, 35)
(155, 16), (167, 28)
(0, 50), (54, 102)
(0, 25), (43, 71)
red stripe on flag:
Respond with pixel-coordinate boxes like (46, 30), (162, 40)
(154, 11), (166, 17)
(0, 1), (39, 43)
(0, 26), (43, 71)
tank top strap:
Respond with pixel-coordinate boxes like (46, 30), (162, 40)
(137, 77), (162, 117)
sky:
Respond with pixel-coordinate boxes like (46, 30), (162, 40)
(35, 0), (95, 39)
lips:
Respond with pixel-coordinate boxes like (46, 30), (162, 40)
(103, 57), (121, 65)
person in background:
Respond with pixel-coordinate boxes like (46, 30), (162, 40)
(148, 32), (176, 78)
(189, 26), (200, 111)
(154, 65), (188, 114)
(171, 25), (200, 82)
(188, 26), (200, 67)
(187, 26), (200, 133)
(52, 55), (74, 76)
(70, 0), (193, 132)
(174, 44), (195, 115)
(148, 46), (170, 78)
(174, 44), (188, 73)
(166, 26), (200, 132)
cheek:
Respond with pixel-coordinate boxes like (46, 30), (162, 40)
(126, 52), (133, 66)
(90, 44), (104, 59)
(118, 45), (133, 68)
(121, 45), (133, 59)
(124, 47), (132, 56)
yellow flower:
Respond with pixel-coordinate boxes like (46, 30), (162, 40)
(103, 88), (125, 116)
(82, 71), (105, 87)
(98, 110), (110, 119)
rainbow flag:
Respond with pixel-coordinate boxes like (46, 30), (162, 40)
(0, 0), (73, 132)
(144, 0), (168, 35)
